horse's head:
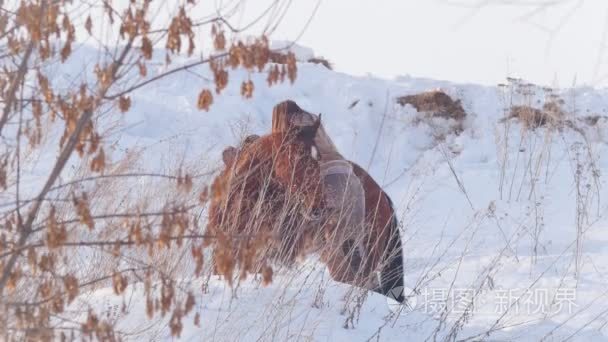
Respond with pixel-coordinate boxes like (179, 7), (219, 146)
(274, 115), (325, 219)
(292, 113), (321, 145)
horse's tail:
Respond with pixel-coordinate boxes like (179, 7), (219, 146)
(378, 195), (405, 303)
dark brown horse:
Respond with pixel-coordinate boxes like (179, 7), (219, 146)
(271, 100), (404, 302)
(208, 102), (404, 303)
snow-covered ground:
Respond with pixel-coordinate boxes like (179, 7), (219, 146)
(55, 44), (608, 341)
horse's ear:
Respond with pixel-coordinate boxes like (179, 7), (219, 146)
(243, 134), (260, 146)
(312, 114), (322, 134)
(222, 146), (237, 166)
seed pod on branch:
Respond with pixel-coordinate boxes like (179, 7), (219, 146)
(241, 79), (254, 99)
(73, 192), (94, 230)
(112, 272), (128, 295)
(118, 95), (131, 113)
(184, 292), (195, 314)
(46, 207), (68, 249)
(197, 89), (213, 111)
(138, 61), (147, 77)
(214, 68), (228, 94)
(90, 147), (106, 173)
(64, 275), (79, 304)
(212, 23), (226, 51)
(141, 36), (153, 60)
(286, 52), (297, 83)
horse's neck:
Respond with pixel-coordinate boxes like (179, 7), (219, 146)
(315, 126), (343, 161)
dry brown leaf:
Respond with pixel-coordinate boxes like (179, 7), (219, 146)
(240, 79), (254, 99)
(197, 89), (213, 111)
(112, 272), (128, 295)
(118, 95), (131, 113)
(141, 36), (153, 59)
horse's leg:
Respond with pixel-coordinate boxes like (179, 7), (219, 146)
(341, 239), (363, 273)
(317, 217), (352, 284)
(320, 246), (358, 285)
(320, 215), (372, 288)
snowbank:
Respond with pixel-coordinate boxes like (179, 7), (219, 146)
(48, 45), (608, 341)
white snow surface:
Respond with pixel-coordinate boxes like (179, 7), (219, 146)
(48, 45), (608, 341)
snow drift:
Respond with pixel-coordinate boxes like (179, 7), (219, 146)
(50, 44), (608, 341)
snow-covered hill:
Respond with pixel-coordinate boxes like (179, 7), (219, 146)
(59, 44), (608, 341)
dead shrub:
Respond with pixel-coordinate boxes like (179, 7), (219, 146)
(396, 90), (467, 134)
(506, 100), (566, 129)
(508, 106), (548, 129)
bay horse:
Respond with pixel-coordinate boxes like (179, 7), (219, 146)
(271, 100), (405, 303)
(208, 102), (404, 303)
